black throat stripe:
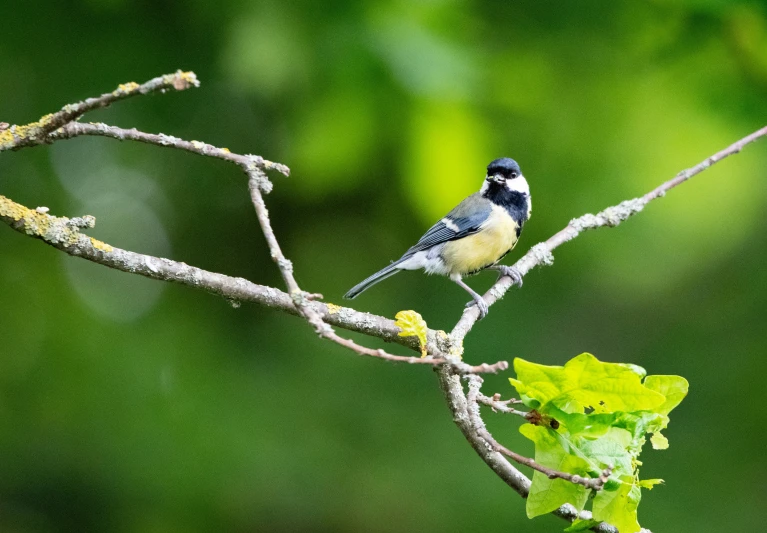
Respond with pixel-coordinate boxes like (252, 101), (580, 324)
(483, 184), (529, 229)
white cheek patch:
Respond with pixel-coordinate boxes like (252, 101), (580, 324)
(480, 178), (490, 195)
(506, 175), (530, 196)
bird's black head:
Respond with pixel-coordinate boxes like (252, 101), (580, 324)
(486, 158), (521, 180)
(481, 157), (530, 210)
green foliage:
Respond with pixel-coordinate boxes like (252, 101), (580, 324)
(519, 424), (592, 517)
(510, 354), (688, 533)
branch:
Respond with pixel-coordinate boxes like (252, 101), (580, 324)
(0, 193), (509, 375)
(49, 121), (289, 176)
(436, 366), (532, 498)
(0, 70), (507, 373)
(1, 71), (508, 373)
(0, 71), (199, 152)
(476, 430), (611, 491)
(449, 124), (767, 344)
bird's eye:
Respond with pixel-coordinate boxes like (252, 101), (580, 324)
(509, 172), (518, 179)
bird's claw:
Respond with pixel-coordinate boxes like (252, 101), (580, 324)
(465, 297), (489, 320)
(497, 265), (523, 287)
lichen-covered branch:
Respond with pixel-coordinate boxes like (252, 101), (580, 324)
(0, 71), (199, 152)
(0, 70), (486, 371)
(0, 194), (506, 374)
(436, 366), (532, 497)
(0, 194), (386, 338)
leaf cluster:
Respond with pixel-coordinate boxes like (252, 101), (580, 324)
(510, 353), (688, 533)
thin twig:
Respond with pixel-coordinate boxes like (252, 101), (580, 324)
(49, 122), (289, 176)
(246, 173), (306, 297)
(0, 71), (200, 152)
(319, 330), (506, 373)
(246, 170), (435, 359)
(476, 393), (528, 417)
(477, 427), (612, 491)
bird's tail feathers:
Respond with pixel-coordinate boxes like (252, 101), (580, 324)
(344, 261), (404, 299)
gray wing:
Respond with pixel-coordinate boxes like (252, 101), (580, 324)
(404, 193), (492, 255)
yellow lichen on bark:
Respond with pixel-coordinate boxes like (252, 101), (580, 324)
(115, 82), (140, 95)
(326, 303), (342, 314)
(0, 114), (57, 151)
(90, 237), (114, 252)
(0, 195), (111, 252)
(0, 195), (74, 245)
(165, 70), (199, 90)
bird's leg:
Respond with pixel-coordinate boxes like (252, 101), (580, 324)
(451, 275), (489, 319)
(490, 265), (524, 287)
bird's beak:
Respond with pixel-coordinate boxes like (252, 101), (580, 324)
(491, 173), (505, 184)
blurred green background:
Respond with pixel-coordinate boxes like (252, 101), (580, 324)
(1, 1), (766, 532)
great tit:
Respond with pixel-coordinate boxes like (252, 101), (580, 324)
(344, 158), (531, 318)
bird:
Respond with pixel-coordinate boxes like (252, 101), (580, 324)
(344, 157), (531, 319)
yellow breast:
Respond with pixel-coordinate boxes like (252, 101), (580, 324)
(441, 205), (519, 276)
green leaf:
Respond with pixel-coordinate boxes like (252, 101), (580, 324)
(553, 409), (620, 438)
(527, 468), (592, 519)
(572, 428), (634, 477)
(508, 377), (542, 409)
(650, 431), (669, 450)
(637, 478), (664, 489)
(564, 519), (600, 532)
(511, 353), (666, 414)
(519, 424), (592, 517)
(612, 411), (668, 455)
(592, 481), (642, 533)
(643, 375), (689, 415)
